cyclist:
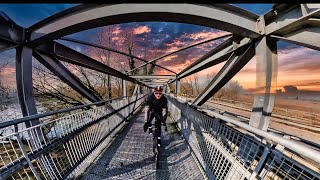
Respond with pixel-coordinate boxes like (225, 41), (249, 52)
(143, 85), (168, 147)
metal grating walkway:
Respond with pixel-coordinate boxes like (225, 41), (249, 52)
(80, 110), (205, 179)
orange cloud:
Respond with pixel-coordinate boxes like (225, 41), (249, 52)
(165, 39), (186, 51)
(163, 30), (228, 57)
(133, 26), (151, 35)
(163, 55), (177, 61)
(183, 31), (229, 41)
(156, 58), (196, 75)
(229, 47), (320, 92)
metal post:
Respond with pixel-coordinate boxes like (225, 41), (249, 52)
(16, 46), (45, 152)
(175, 79), (180, 97)
(122, 79), (127, 98)
(250, 36), (277, 130)
(16, 46), (38, 118)
(132, 84), (139, 95)
(166, 83), (170, 94)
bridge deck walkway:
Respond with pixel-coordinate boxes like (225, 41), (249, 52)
(80, 109), (204, 179)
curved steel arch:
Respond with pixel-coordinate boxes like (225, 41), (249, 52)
(26, 4), (261, 46)
(2, 3), (318, 131)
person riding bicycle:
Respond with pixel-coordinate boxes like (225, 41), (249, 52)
(143, 85), (168, 147)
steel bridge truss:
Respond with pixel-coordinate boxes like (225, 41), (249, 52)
(0, 3), (320, 179)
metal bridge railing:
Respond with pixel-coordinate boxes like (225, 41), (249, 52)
(0, 94), (147, 180)
(167, 95), (320, 180)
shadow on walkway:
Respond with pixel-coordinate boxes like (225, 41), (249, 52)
(80, 109), (204, 179)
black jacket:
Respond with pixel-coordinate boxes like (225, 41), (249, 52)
(146, 93), (168, 114)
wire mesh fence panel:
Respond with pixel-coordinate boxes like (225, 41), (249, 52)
(0, 94), (146, 179)
(260, 149), (320, 180)
(167, 96), (320, 180)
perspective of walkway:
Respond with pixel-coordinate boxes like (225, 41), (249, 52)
(1, 3), (320, 180)
(80, 110), (204, 179)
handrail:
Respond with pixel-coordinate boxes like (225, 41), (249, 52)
(0, 95), (138, 128)
(189, 103), (320, 164)
(0, 93), (149, 179)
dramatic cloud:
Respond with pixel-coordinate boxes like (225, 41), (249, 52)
(222, 47), (320, 92)
(165, 39), (186, 50)
(163, 55), (178, 62)
(182, 30), (228, 41)
(156, 58), (197, 74)
(133, 26), (151, 35)
(278, 48), (320, 72)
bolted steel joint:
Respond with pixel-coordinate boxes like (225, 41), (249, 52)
(256, 17), (265, 35)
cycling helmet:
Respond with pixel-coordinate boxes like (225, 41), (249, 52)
(154, 85), (163, 92)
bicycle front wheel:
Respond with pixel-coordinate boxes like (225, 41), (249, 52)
(153, 136), (159, 168)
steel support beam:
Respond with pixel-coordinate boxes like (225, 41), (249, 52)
(27, 4), (260, 46)
(132, 84), (140, 95)
(16, 47), (45, 147)
(16, 46), (38, 117)
(249, 37), (278, 131)
(177, 38), (253, 81)
(176, 37), (233, 81)
(37, 42), (147, 86)
(193, 43), (255, 106)
(142, 82), (167, 85)
(16, 46), (45, 148)
(175, 79), (180, 97)
(33, 50), (101, 102)
(129, 75), (175, 79)
(126, 33), (232, 74)
(0, 11), (23, 52)
(139, 78), (169, 82)
(270, 25), (320, 51)
(265, 4), (320, 36)
(148, 85), (164, 88)
(60, 37), (176, 74)
(37, 42), (133, 81)
(0, 40), (19, 53)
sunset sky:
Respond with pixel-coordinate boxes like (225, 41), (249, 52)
(0, 4), (319, 93)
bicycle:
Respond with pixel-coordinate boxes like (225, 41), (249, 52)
(149, 117), (167, 168)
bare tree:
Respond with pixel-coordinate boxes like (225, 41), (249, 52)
(33, 26), (122, 111)
(180, 82), (192, 96)
(214, 80), (243, 100)
(184, 76), (194, 96)
(121, 28), (137, 75)
(91, 27), (115, 100)
(205, 71), (216, 85)
(33, 62), (86, 110)
(33, 24), (158, 111)
(147, 50), (163, 75)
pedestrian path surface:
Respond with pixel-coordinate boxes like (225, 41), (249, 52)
(80, 110), (205, 179)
